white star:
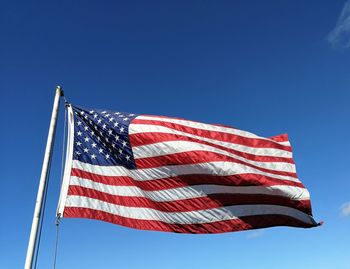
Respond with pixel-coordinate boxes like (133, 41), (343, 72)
(122, 141), (127, 147)
(83, 148), (89, 153)
(111, 143), (116, 148)
(84, 137), (89, 142)
(105, 137), (109, 142)
(97, 136), (101, 141)
(113, 122), (119, 127)
(80, 111), (85, 115)
(84, 115), (88, 120)
(89, 120), (93, 125)
(119, 127), (125, 133)
(108, 129), (113, 135)
(84, 126), (89, 131)
(90, 131), (95, 136)
(76, 141), (82, 146)
(125, 155), (130, 161)
(114, 112), (121, 115)
(91, 143), (97, 148)
(102, 111), (107, 114)
(102, 124), (107, 129)
(123, 117), (129, 121)
(97, 119), (102, 124)
(77, 131), (82, 136)
(99, 148), (103, 153)
(129, 114), (135, 116)
(94, 125), (98, 130)
(119, 149), (123, 154)
(89, 110), (94, 114)
(105, 114), (110, 118)
(75, 151), (81, 155)
(109, 117), (114, 122)
(105, 154), (110, 159)
(115, 135), (119, 141)
(93, 114), (98, 119)
(77, 121), (82, 126)
(91, 154), (96, 159)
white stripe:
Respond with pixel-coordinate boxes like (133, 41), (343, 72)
(65, 196), (316, 225)
(70, 176), (310, 202)
(136, 115), (290, 147)
(279, 141), (290, 146)
(129, 124), (292, 158)
(133, 140), (296, 173)
(73, 160), (300, 183)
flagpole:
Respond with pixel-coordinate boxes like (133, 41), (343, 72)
(24, 86), (63, 269)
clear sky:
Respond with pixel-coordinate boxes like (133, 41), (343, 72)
(1, 1), (350, 268)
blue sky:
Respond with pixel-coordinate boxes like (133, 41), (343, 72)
(1, 1), (350, 268)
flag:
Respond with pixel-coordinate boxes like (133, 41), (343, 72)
(57, 104), (319, 234)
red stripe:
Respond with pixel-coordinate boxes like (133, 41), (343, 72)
(269, 134), (289, 142)
(142, 115), (290, 143)
(67, 186), (312, 214)
(130, 132), (295, 164)
(71, 168), (305, 191)
(64, 207), (318, 234)
(135, 150), (297, 178)
(131, 119), (292, 152)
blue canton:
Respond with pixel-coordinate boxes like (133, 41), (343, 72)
(72, 105), (138, 169)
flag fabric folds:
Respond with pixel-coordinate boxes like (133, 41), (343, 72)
(57, 104), (319, 234)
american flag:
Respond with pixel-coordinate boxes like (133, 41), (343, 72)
(57, 104), (319, 233)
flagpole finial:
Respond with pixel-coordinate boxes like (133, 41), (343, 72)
(56, 85), (64, 97)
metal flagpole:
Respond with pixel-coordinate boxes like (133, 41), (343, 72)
(24, 86), (63, 269)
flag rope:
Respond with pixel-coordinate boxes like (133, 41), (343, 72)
(52, 99), (68, 269)
(53, 214), (61, 269)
